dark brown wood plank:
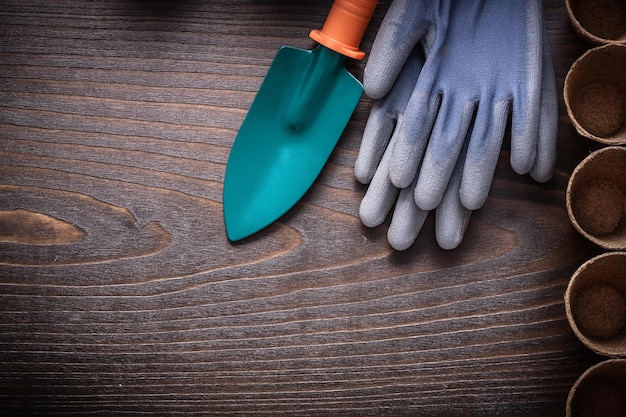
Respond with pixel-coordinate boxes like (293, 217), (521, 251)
(0, 0), (609, 415)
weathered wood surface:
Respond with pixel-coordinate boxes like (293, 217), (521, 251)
(0, 0), (610, 415)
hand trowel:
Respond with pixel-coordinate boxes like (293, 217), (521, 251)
(223, 0), (379, 242)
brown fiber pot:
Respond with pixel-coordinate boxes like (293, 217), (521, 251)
(565, 0), (626, 45)
(566, 359), (626, 417)
(565, 252), (626, 357)
(566, 146), (626, 250)
(564, 44), (626, 145)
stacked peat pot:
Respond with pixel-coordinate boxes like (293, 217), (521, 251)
(563, 1), (626, 416)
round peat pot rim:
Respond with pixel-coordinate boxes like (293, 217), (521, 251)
(566, 358), (626, 417)
(565, 0), (626, 45)
(564, 44), (626, 145)
(565, 252), (626, 357)
(566, 146), (626, 250)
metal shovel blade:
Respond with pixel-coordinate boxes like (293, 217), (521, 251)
(223, 45), (363, 242)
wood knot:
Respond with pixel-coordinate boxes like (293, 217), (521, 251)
(0, 209), (85, 245)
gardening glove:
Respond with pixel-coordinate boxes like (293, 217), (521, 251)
(355, 47), (472, 250)
(355, 0), (557, 250)
(356, 47), (472, 250)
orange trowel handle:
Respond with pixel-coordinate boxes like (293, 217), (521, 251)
(309, 0), (378, 60)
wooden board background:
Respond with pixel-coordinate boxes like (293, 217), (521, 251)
(0, 0), (611, 415)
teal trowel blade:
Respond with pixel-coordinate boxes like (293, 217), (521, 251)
(223, 45), (363, 242)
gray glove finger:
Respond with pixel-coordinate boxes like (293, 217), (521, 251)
(356, 50), (425, 184)
(530, 21), (558, 183)
(388, 90), (440, 189)
(387, 184), (428, 251)
(363, 0), (433, 99)
(435, 144), (473, 250)
(355, 102), (397, 184)
(359, 137), (400, 228)
(460, 99), (510, 210)
(509, 0), (544, 176)
(414, 97), (476, 211)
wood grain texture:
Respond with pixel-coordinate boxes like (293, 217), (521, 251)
(0, 0), (610, 415)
